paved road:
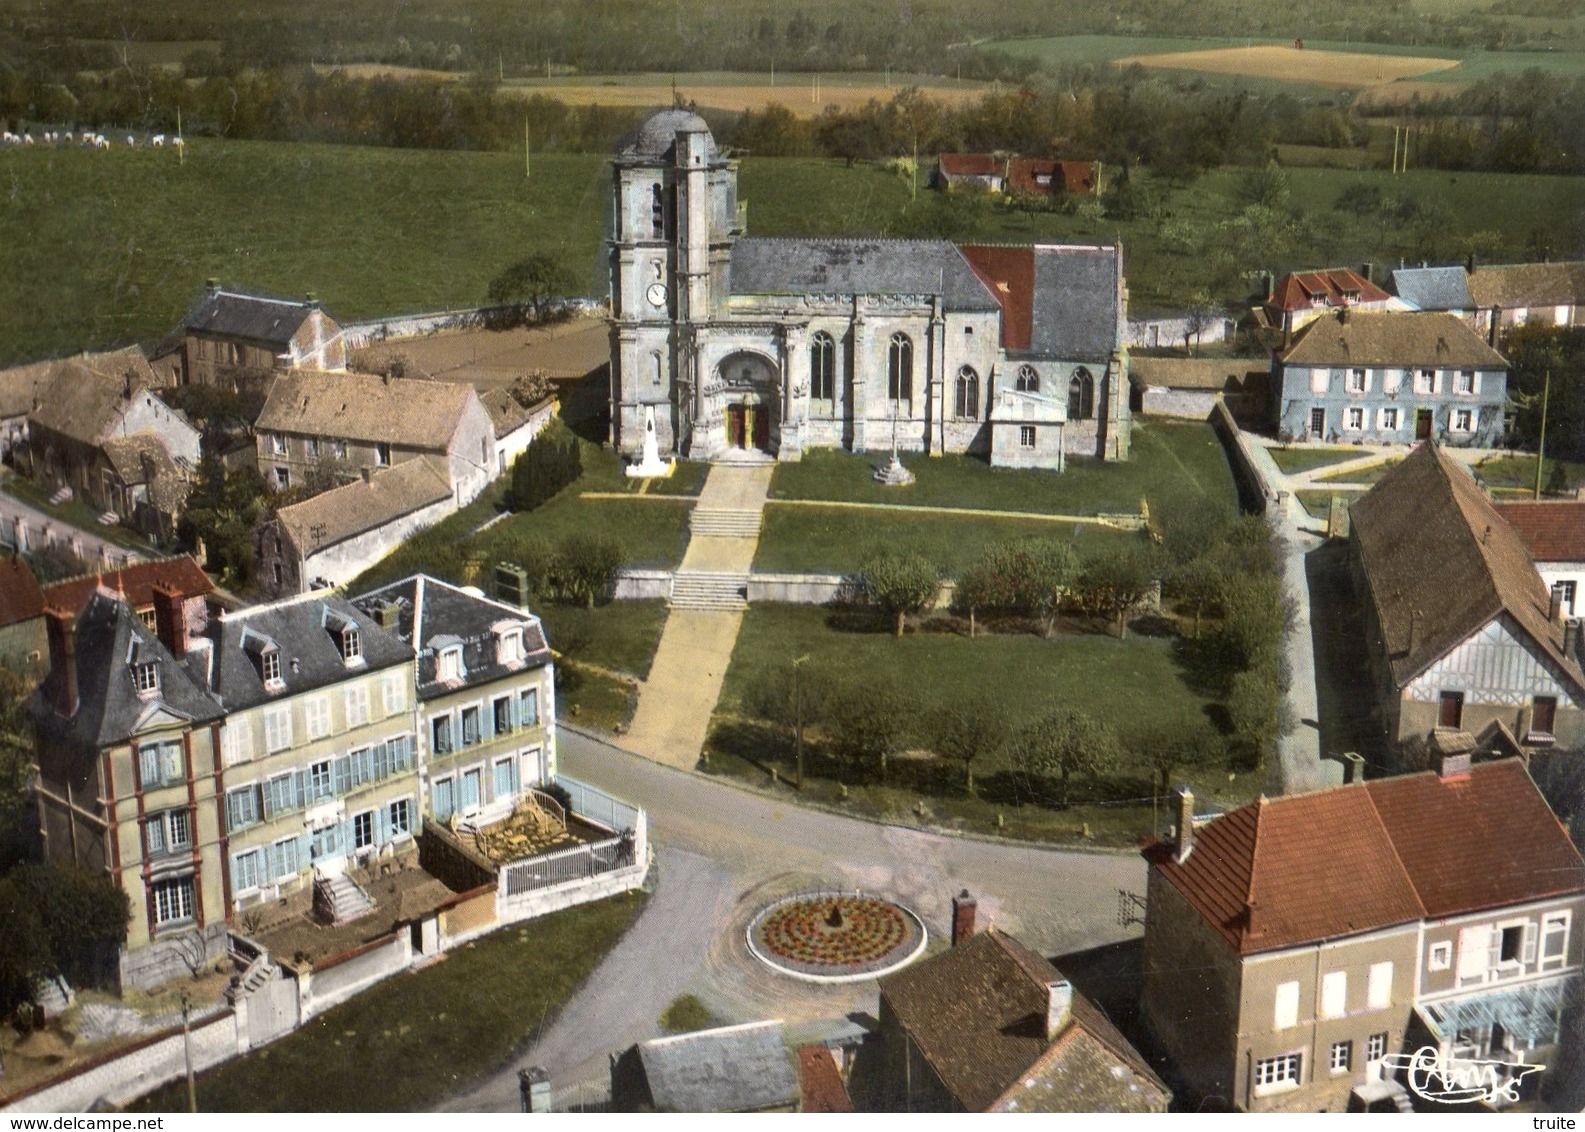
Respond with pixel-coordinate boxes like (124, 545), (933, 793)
(439, 728), (1146, 1111)
(0, 488), (144, 567)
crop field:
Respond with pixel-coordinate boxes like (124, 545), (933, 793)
(504, 72), (989, 117)
(1114, 44), (1460, 89)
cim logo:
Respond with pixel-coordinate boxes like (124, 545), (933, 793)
(1382, 1046), (1545, 1106)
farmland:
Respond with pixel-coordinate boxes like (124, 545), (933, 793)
(1114, 44), (1459, 90)
(1, 136), (1580, 367)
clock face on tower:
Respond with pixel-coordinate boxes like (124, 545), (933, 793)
(646, 283), (669, 308)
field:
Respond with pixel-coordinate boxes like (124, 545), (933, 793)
(504, 72), (989, 117)
(1114, 44), (1459, 90)
(2, 136), (1580, 366)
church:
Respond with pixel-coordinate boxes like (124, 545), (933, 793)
(608, 108), (1131, 470)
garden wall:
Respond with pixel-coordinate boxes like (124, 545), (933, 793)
(296, 933), (411, 1022)
(1211, 400), (1272, 515)
(341, 300), (603, 349)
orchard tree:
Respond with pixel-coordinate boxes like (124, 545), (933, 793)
(487, 252), (579, 327)
(1078, 545), (1158, 640)
(930, 702), (1005, 795)
(853, 548), (938, 638)
(1010, 708), (1120, 808)
(552, 533), (625, 608)
(827, 683), (912, 783)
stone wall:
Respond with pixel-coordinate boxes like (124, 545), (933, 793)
(297, 933), (411, 1022)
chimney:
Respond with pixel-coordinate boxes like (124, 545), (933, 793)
(1549, 584), (1566, 624)
(361, 465), (375, 484)
(951, 889), (977, 946)
(1337, 305), (1350, 325)
(1263, 272), (1274, 301)
(1045, 979), (1073, 1040)
(43, 607), (78, 718)
(1174, 785), (1195, 863)
(1408, 609), (1424, 657)
(151, 583), (188, 658)
(1439, 752), (1472, 781)
(1361, 262), (1374, 284)
(1466, 252), (1477, 275)
(304, 291), (320, 310)
(1342, 751), (1365, 784)
(1565, 619), (1581, 663)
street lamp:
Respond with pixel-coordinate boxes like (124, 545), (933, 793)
(792, 654), (811, 790)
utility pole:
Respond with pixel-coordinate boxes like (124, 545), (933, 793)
(182, 992), (197, 1112)
(177, 107), (184, 166)
(1535, 368), (1551, 500)
(525, 118), (531, 180)
(793, 654), (810, 790)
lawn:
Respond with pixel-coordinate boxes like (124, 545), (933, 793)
(536, 600), (667, 679)
(1314, 456), (1403, 485)
(1266, 446), (1363, 475)
(707, 604), (1253, 845)
(5, 137), (1580, 365)
(1298, 487), (1362, 520)
(130, 891), (645, 1112)
(1473, 453), (1585, 495)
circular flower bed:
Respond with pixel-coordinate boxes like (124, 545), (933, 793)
(746, 893), (927, 983)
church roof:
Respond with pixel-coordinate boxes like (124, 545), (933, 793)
(728, 239), (1000, 311)
(617, 108), (717, 160)
(960, 244), (1122, 359)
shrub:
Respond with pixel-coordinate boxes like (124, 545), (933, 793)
(551, 533), (625, 608)
(504, 421), (583, 513)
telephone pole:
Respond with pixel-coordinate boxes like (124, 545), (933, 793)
(1535, 368), (1551, 500)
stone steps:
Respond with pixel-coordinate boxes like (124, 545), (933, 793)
(669, 571), (749, 611)
(314, 872), (374, 925)
(48, 486), (72, 506)
(688, 507), (762, 538)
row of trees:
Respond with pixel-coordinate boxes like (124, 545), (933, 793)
(504, 421), (585, 513)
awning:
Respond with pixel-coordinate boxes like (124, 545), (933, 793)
(1419, 979), (1572, 1048)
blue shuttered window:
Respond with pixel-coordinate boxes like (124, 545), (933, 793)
(433, 777), (455, 821)
(493, 757), (517, 801)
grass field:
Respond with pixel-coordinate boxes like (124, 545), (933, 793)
(130, 892), (644, 1112)
(2, 137), (1579, 365)
(1473, 454), (1585, 494)
(1314, 456), (1404, 485)
(1116, 44), (1458, 89)
(1266, 446), (1364, 475)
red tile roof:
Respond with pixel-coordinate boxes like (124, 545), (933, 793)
(0, 556), (43, 628)
(1007, 158), (1097, 195)
(1146, 760), (1585, 955)
(43, 556), (213, 615)
(938, 152), (1003, 178)
(795, 1046), (852, 1113)
(959, 245), (1034, 351)
(1493, 501), (1585, 563)
(1269, 268), (1392, 312)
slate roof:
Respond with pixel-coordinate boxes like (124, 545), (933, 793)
(32, 593), (223, 748)
(959, 244), (1122, 358)
(29, 357), (168, 445)
(1350, 443), (1584, 691)
(351, 574), (550, 699)
(0, 557), (43, 628)
(184, 288), (325, 346)
(186, 592), (412, 713)
(795, 1046), (853, 1113)
(728, 239), (1002, 312)
(1465, 261), (1585, 310)
(1493, 501), (1585, 563)
(632, 1021), (800, 1112)
(1279, 309), (1508, 369)
(479, 387), (534, 439)
(1392, 265), (1474, 312)
(1269, 268), (1392, 312)
(44, 557), (213, 616)
(880, 931), (1168, 1113)
(255, 370), (477, 449)
(273, 457), (453, 555)
(616, 109), (718, 161)
(1144, 760), (1585, 955)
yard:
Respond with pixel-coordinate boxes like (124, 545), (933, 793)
(1473, 453), (1585, 496)
(130, 891), (645, 1112)
(1266, 446), (1363, 475)
(707, 604), (1255, 845)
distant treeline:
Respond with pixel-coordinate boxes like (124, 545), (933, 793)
(2, 58), (1583, 177)
(0, 0), (1566, 79)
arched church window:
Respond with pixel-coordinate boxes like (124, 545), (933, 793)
(651, 351), (663, 386)
(810, 332), (835, 401)
(1068, 368), (1095, 420)
(1016, 365), (1039, 393)
(888, 333), (913, 403)
(651, 184), (665, 238)
(955, 366), (980, 419)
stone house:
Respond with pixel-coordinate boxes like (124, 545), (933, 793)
(607, 110), (1129, 471)
(254, 458), (455, 597)
(1272, 310), (1508, 446)
(1141, 761), (1585, 1111)
(198, 593), (419, 918)
(253, 370), (495, 505)
(178, 284), (346, 388)
(0, 351), (131, 464)
(350, 574), (555, 825)
(1128, 357), (1269, 421)
(29, 589), (231, 990)
(480, 387), (556, 476)
(1494, 501), (1585, 621)
(933, 152), (1005, 193)
(877, 916), (1170, 1112)
(1259, 268), (1403, 344)
(1349, 443), (1585, 754)
(26, 357), (200, 535)
(1465, 260), (1585, 341)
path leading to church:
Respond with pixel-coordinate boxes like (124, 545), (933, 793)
(619, 463), (774, 769)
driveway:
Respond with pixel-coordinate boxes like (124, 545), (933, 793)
(439, 727), (1146, 1111)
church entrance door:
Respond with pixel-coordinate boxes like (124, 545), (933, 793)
(725, 405), (772, 451)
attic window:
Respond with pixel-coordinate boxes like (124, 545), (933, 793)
(497, 628), (525, 665)
(261, 648), (282, 686)
(438, 646), (463, 682)
(134, 660), (160, 695)
(340, 626), (362, 662)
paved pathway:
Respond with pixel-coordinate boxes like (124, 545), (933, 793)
(0, 487), (144, 568)
(439, 728), (1145, 1111)
(620, 464), (773, 769)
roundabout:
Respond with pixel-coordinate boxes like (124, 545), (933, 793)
(745, 891), (928, 984)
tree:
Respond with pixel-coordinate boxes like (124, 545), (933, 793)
(852, 548), (938, 638)
(930, 702), (1005, 795)
(1237, 159), (1290, 211)
(0, 663), (36, 869)
(505, 420), (583, 512)
(486, 252), (579, 327)
(180, 456), (270, 586)
(551, 533), (625, 608)
(956, 539), (1077, 638)
(1140, 718), (1222, 810)
(1183, 289), (1222, 356)
(24, 544), (92, 585)
(826, 683), (912, 783)
(1010, 708), (1120, 808)
(1227, 667), (1283, 769)
(0, 865), (129, 1013)
(1169, 554), (1226, 639)
(1077, 545), (1158, 640)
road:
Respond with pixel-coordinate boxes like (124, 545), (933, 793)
(439, 727), (1146, 1112)
(0, 486), (144, 568)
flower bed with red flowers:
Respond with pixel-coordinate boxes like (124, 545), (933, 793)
(748, 893), (926, 980)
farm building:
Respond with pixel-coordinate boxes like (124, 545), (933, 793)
(176, 283), (347, 387)
(1128, 356), (1269, 421)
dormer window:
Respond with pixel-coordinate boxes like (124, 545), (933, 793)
(340, 626), (361, 662)
(261, 649), (282, 685)
(497, 628), (524, 665)
(134, 661), (160, 694)
(438, 646), (463, 682)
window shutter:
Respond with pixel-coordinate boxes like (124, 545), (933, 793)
(481, 704), (494, 740)
(1275, 981), (1300, 1029)
(333, 756), (350, 794)
(1522, 923), (1537, 964)
(1458, 926), (1489, 982)
(1472, 371), (1482, 395)
(452, 715), (462, 751)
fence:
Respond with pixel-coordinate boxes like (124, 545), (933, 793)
(500, 835), (631, 896)
(559, 775), (640, 834)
